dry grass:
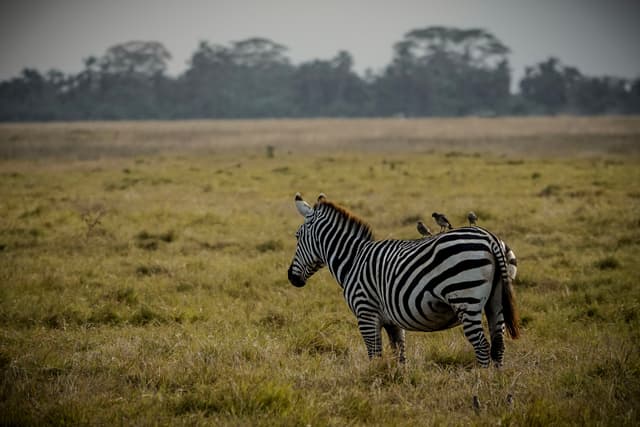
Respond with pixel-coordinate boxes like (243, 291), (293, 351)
(1, 117), (639, 426)
(1, 116), (639, 160)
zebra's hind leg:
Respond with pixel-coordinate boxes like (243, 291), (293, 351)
(383, 324), (406, 363)
(485, 283), (506, 367)
(457, 307), (490, 368)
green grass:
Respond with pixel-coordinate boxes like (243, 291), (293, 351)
(1, 117), (639, 425)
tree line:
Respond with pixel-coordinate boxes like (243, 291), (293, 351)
(1, 26), (639, 121)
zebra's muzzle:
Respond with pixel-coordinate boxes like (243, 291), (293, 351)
(288, 265), (306, 288)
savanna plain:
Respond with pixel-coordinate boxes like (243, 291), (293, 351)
(1, 117), (639, 426)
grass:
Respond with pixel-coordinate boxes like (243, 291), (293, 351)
(1, 117), (639, 425)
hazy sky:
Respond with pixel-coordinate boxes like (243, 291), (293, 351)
(1, 0), (639, 87)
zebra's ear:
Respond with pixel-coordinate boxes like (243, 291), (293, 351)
(317, 193), (327, 203)
(295, 192), (313, 217)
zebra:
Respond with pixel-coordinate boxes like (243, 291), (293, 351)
(288, 193), (520, 367)
(414, 223), (519, 282)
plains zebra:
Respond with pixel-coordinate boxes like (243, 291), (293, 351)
(417, 225), (518, 282)
(288, 193), (520, 367)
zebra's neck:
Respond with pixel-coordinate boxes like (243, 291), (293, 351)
(315, 203), (374, 288)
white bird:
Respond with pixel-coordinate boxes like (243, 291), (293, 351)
(468, 211), (478, 225)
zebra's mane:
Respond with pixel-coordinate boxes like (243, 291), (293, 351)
(316, 201), (375, 240)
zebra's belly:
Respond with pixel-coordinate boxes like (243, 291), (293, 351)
(383, 300), (460, 332)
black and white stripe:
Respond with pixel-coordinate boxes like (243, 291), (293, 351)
(288, 194), (520, 367)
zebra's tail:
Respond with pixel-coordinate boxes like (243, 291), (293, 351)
(502, 274), (520, 339)
(490, 237), (520, 340)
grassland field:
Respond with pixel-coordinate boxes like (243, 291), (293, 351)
(1, 116), (639, 426)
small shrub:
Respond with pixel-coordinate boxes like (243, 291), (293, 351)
(88, 304), (121, 325)
(111, 287), (137, 305)
(176, 282), (194, 292)
(570, 305), (604, 321)
(173, 381), (293, 417)
(621, 305), (638, 324)
(290, 323), (350, 357)
(595, 256), (620, 270)
(516, 276), (537, 288)
(135, 230), (175, 250)
(520, 315), (534, 327)
(42, 403), (89, 427)
(19, 206), (43, 218)
(266, 145), (275, 158)
(130, 305), (166, 326)
(44, 309), (84, 329)
(136, 264), (169, 276)
(259, 311), (289, 329)
(256, 239), (283, 253)
(538, 184), (562, 197)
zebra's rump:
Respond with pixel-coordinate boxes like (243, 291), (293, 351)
(354, 228), (499, 332)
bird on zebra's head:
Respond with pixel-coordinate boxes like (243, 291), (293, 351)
(432, 212), (453, 232)
(468, 211), (478, 225)
(288, 192), (520, 368)
(416, 220), (432, 237)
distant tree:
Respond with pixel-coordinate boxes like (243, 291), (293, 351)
(2, 29), (639, 121)
(627, 78), (640, 113)
(91, 41), (173, 118)
(570, 76), (629, 114)
(519, 57), (636, 115)
(179, 38), (294, 118)
(0, 68), (63, 120)
(178, 41), (235, 117)
(292, 51), (370, 116)
(519, 58), (577, 114)
(374, 26), (512, 116)
(100, 41), (171, 77)
(228, 38), (295, 117)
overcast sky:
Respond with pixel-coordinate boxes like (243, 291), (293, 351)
(1, 0), (639, 88)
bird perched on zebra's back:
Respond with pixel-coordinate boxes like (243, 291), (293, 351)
(468, 211), (478, 225)
(432, 212), (453, 232)
(416, 220), (432, 237)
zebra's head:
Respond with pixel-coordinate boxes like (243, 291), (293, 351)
(287, 192), (326, 287)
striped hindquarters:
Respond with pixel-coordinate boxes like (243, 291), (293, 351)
(360, 229), (501, 332)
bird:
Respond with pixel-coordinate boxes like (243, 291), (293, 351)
(467, 211), (478, 225)
(416, 220), (432, 237)
(506, 393), (514, 407)
(432, 212), (453, 232)
(473, 395), (481, 413)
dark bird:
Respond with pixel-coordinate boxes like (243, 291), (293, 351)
(432, 212), (453, 232)
(506, 393), (514, 407)
(416, 220), (432, 237)
(473, 395), (481, 413)
(467, 211), (478, 225)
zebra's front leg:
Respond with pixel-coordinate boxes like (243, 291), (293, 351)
(383, 324), (406, 363)
(357, 315), (382, 359)
(458, 308), (490, 367)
